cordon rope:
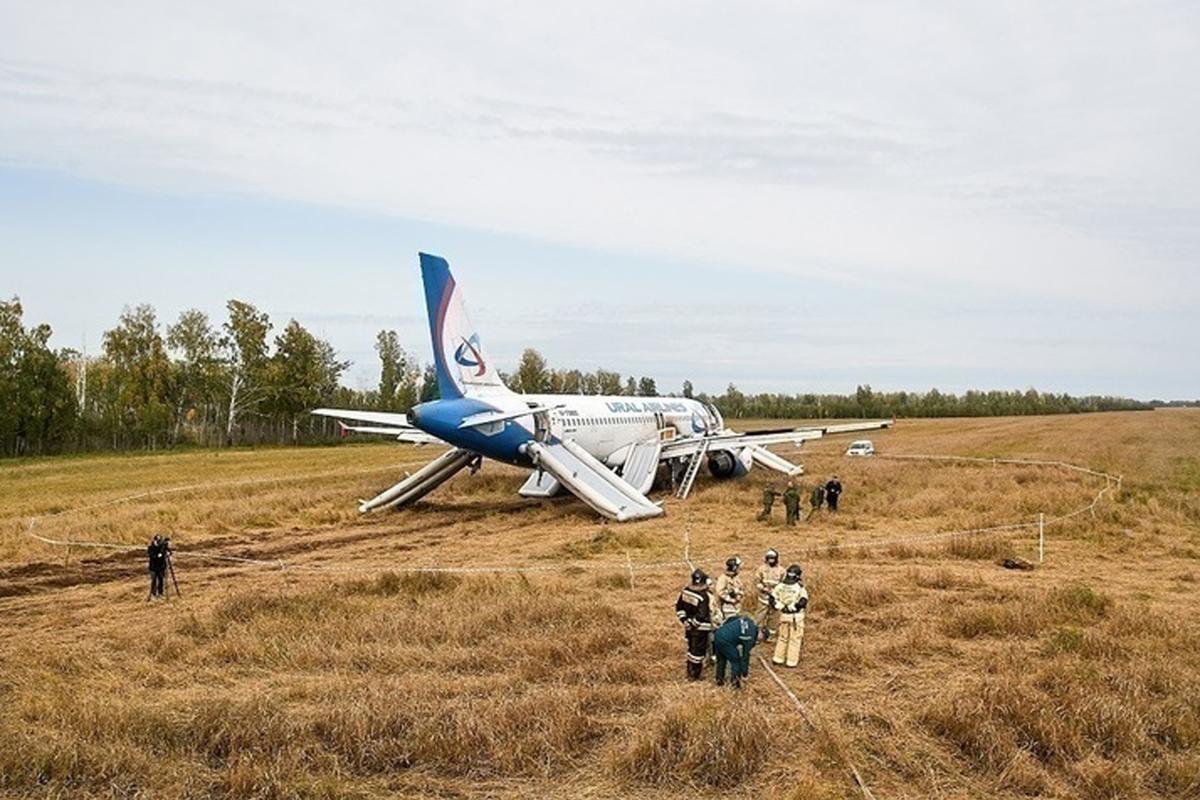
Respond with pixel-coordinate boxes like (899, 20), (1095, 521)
(759, 656), (877, 800)
(19, 453), (1121, 576)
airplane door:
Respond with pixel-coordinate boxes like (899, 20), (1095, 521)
(533, 410), (551, 443)
(654, 410), (676, 441)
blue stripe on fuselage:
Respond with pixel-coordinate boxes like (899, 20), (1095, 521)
(410, 398), (536, 466)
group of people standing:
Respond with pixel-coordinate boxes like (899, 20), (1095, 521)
(674, 549), (809, 687)
(758, 476), (844, 525)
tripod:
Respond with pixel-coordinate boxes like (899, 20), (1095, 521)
(166, 551), (181, 598)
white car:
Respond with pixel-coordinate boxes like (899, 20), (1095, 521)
(845, 440), (875, 457)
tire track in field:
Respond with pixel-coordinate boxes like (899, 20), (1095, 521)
(0, 500), (544, 599)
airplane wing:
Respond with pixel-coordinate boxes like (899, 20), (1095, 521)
(312, 408), (447, 445)
(660, 419), (891, 459)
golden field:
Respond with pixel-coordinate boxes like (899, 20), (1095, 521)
(1, 410), (1199, 799)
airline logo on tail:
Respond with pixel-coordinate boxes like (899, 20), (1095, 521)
(454, 334), (486, 377)
(420, 252), (509, 398)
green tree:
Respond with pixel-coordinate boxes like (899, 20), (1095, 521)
(637, 376), (658, 396)
(221, 300), (272, 444)
(681, 379), (694, 399)
(267, 320), (348, 441)
(513, 348), (549, 394)
(375, 330), (419, 411)
(593, 369), (622, 395)
(102, 304), (174, 448)
(167, 309), (222, 444)
(418, 364), (439, 402)
(560, 369), (583, 394)
(0, 298), (78, 455)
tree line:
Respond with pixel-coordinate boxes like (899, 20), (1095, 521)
(501, 349), (1153, 419)
(0, 298), (1156, 458)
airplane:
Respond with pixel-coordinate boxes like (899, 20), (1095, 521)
(313, 253), (891, 522)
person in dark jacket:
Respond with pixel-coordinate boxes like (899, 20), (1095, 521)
(824, 476), (843, 512)
(713, 612), (759, 688)
(675, 569), (715, 681)
(147, 534), (170, 599)
(807, 483), (826, 519)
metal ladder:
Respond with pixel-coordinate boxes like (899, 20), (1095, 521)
(675, 439), (709, 500)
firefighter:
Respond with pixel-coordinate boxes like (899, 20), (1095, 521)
(675, 568), (715, 681)
(825, 476), (843, 512)
(754, 548), (785, 642)
(147, 534), (169, 600)
(807, 482), (826, 520)
(713, 556), (745, 624)
(757, 485), (780, 521)
(770, 564), (809, 668)
(713, 612), (759, 688)
(783, 480), (802, 526)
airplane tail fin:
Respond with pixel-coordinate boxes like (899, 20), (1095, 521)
(419, 253), (510, 399)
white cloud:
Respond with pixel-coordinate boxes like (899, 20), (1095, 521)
(1, 1), (1197, 394)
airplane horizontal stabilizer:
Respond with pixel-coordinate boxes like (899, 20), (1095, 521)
(313, 408), (414, 428)
(458, 404), (562, 430)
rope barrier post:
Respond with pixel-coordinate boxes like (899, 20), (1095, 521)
(625, 550), (635, 590)
(1038, 512), (1045, 564)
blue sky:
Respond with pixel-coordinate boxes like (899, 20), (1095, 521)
(1, 3), (1197, 398)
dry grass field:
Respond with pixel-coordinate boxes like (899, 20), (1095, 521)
(1, 410), (1199, 799)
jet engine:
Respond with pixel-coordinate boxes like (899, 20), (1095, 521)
(707, 447), (753, 478)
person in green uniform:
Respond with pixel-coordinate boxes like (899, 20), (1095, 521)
(756, 484), (780, 521)
(806, 482), (826, 520)
(783, 480), (801, 526)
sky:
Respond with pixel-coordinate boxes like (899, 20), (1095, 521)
(0, 1), (1197, 399)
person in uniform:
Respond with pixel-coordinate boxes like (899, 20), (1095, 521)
(783, 481), (802, 526)
(807, 482), (826, 520)
(713, 557), (745, 624)
(757, 485), (780, 521)
(675, 568), (715, 681)
(754, 548), (785, 641)
(713, 612), (759, 689)
(147, 534), (169, 599)
(770, 564), (809, 668)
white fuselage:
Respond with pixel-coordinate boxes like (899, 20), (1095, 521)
(466, 393), (722, 467)
(536, 395), (720, 463)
